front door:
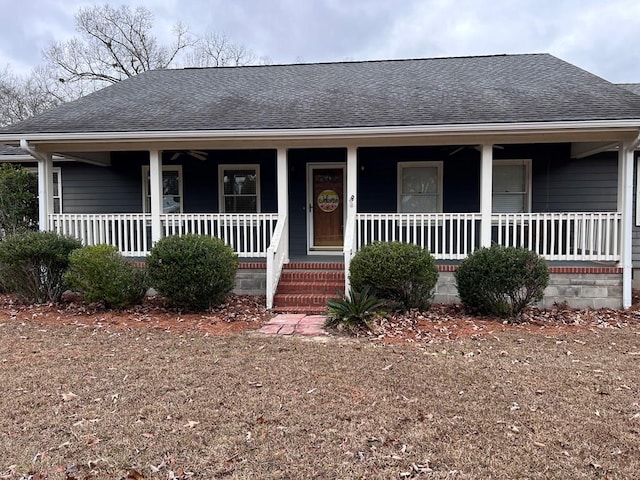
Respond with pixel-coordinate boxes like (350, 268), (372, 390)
(308, 165), (345, 251)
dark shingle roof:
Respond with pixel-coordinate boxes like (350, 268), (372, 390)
(0, 145), (27, 155)
(4, 53), (640, 135)
(618, 83), (640, 96)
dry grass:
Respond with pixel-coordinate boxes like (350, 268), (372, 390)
(1, 319), (639, 479)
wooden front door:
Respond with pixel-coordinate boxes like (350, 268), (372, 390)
(309, 165), (345, 250)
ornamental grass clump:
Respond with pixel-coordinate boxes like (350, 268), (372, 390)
(65, 244), (147, 309)
(349, 241), (438, 310)
(0, 231), (81, 303)
(454, 245), (549, 318)
(147, 234), (238, 310)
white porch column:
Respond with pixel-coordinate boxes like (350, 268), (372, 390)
(479, 144), (493, 248)
(276, 147), (289, 262)
(149, 149), (163, 244)
(618, 142), (634, 308)
(37, 153), (54, 231)
(344, 146), (358, 294)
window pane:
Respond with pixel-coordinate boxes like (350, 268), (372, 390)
(163, 195), (181, 213)
(402, 167), (438, 194)
(400, 194), (438, 213)
(225, 196), (257, 213)
(493, 193), (525, 213)
(493, 165), (525, 193)
(223, 170), (257, 195)
(162, 171), (180, 196)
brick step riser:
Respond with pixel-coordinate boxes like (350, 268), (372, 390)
(274, 294), (339, 307)
(284, 262), (344, 271)
(280, 271), (345, 282)
(271, 306), (328, 314)
(276, 283), (344, 294)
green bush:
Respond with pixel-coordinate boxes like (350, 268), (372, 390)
(349, 242), (438, 310)
(0, 163), (38, 239)
(0, 231), (81, 303)
(326, 286), (383, 333)
(147, 234), (238, 310)
(454, 245), (549, 318)
(64, 244), (147, 309)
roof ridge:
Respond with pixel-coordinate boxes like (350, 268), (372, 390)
(177, 52), (551, 72)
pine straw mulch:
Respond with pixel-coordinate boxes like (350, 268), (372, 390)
(1, 293), (640, 343)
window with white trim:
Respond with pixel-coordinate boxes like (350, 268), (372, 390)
(492, 159), (531, 213)
(219, 164), (260, 213)
(28, 167), (63, 213)
(397, 161), (443, 213)
(142, 165), (183, 213)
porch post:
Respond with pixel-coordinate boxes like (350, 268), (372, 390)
(276, 147), (289, 261)
(479, 144), (493, 248)
(618, 142), (634, 308)
(344, 146), (358, 294)
(149, 149), (163, 244)
(37, 153), (54, 231)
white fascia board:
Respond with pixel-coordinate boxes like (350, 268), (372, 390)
(2, 119), (640, 145)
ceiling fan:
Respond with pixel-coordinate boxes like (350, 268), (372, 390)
(169, 150), (208, 161)
(445, 145), (504, 156)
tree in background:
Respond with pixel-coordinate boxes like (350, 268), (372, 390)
(0, 164), (38, 238)
(0, 4), (257, 126)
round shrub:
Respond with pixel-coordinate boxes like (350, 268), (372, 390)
(64, 244), (147, 309)
(454, 245), (549, 317)
(0, 230), (82, 303)
(349, 241), (438, 310)
(147, 234), (238, 310)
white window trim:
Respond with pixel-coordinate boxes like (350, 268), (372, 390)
(142, 165), (183, 214)
(492, 159), (532, 213)
(397, 161), (443, 213)
(28, 166), (63, 214)
(218, 164), (261, 213)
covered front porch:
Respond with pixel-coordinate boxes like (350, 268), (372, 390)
(30, 134), (637, 310)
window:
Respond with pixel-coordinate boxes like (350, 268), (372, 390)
(219, 164), (260, 213)
(28, 167), (63, 213)
(492, 159), (531, 213)
(397, 161), (443, 213)
(142, 166), (183, 213)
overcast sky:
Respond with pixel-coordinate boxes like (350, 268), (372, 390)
(1, 0), (640, 83)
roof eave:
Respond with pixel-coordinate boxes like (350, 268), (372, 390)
(2, 119), (640, 150)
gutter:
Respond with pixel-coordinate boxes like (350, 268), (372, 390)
(2, 119), (640, 145)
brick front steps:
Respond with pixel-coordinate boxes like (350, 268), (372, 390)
(272, 262), (344, 314)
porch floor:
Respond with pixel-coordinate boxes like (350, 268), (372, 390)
(258, 314), (328, 336)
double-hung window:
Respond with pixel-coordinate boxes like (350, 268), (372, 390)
(28, 167), (63, 213)
(219, 164), (260, 213)
(492, 160), (531, 213)
(142, 165), (183, 213)
(397, 161), (443, 213)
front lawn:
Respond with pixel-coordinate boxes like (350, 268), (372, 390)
(1, 316), (639, 479)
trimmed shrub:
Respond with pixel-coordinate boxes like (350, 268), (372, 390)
(0, 231), (81, 303)
(64, 244), (147, 309)
(454, 245), (549, 317)
(349, 241), (438, 310)
(147, 234), (238, 310)
(326, 286), (383, 333)
(0, 163), (38, 239)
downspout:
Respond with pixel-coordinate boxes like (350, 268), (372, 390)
(20, 139), (53, 232)
(622, 133), (640, 308)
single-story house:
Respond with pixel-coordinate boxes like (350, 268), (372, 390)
(2, 53), (640, 311)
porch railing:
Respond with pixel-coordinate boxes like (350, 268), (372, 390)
(354, 213), (482, 260)
(350, 211), (622, 262)
(492, 212), (621, 261)
(266, 215), (288, 309)
(160, 213), (278, 258)
(48, 213), (279, 258)
(49, 213), (151, 257)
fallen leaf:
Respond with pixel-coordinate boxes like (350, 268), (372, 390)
(62, 392), (78, 402)
(183, 420), (199, 428)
